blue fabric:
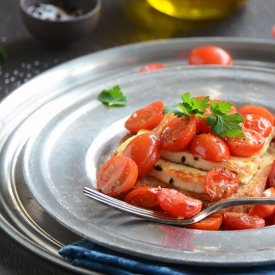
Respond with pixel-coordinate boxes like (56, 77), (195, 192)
(59, 239), (275, 275)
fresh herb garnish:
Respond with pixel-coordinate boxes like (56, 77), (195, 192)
(97, 85), (127, 106)
(163, 92), (244, 138)
(164, 93), (209, 120)
(205, 101), (244, 138)
(0, 47), (7, 60)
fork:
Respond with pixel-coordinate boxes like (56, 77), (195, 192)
(83, 187), (275, 225)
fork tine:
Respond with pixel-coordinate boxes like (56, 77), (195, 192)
(83, 187), (275, 225)
(83, 187), (175, 220)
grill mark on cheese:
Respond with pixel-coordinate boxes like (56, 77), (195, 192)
(149, 159), (206, 193)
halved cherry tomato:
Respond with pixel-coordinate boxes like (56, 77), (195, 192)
(97, 156), (138, 197)
(139, 63), (167, 72)
(122, 133), (161, 178)
(124, 187), (160, 210)
(249, 187), (275, 219)
(224, 129), (265, 157)
(268, 160), (275, 188)
(238, 105), (274, 126)
(188, 133), (230, 162)
(124, 101), (164, 134)
(188, 46), (232, 66)
(243, 113), (273, 138)
(160, 115), (196, 151)
(157, 188), (202, 218)
(204, 168), (239, 200)
(223, 212), (265, 230)
(185, 213), (223, 231)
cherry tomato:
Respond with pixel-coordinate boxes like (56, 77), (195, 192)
(124, 187), (160, 210)
(238, 105), (274, 126)
(195, 117), (212, 134)
(268, 160), (275, 188)
(268, 211), (275, 225)
(185, 213), (223, 231)
(243, 113), (273, 138)
(249, 187), (275, 219)
(160, 115), (196, 151)
(223, 212), (265, 230)
(224, 129), (265, 157)
(188, 46), (232, 66)
(97, 156), (138, 197)
(204, 168), (239, 200)
(157, 188), (202, 218)
(122, 133), (161, 178)
(271, 25), (275, 39)
(139, 63), (167, 72)
(188, 133), (230, 162)
(124, 101), (164, 134)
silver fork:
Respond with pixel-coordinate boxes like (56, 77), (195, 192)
(83, 187), (275, 225)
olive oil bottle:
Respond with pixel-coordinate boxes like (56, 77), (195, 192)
(146, 0), (248, 20)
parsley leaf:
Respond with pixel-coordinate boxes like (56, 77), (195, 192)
(205, 101), (244, 138)
(163, 92), (245, 138)
(163, 92), (208, 119)
(97, 85), (127, 106)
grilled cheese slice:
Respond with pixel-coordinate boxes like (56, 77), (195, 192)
(116, 126), (275, 201)
(160, 130), (274, 185)
(149, 143), (275, 197)
(148, 158), (206, 193)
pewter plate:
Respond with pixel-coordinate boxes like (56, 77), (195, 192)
(23, 66), (275, 266)
(1, 38), (275, 273)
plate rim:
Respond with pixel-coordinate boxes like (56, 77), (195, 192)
(2, 37), (275, 272)
(23, 65), (275, 267)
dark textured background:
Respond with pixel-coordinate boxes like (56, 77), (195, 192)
(1, 0), (275, 274)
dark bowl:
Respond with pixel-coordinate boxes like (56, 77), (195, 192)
(20, 0), (101, 45)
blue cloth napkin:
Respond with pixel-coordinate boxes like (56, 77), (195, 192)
(59, 239), (275, 275)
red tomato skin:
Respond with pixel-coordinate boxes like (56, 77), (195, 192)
(243, 113), (273, 138)
(124, 101), (164, 134)
(186, 213), (223, 231)
(268, 211), (275, 225)
(160, 115), (196, 151)
(122, 133), (161, 178)
(269, 160), (275, 188)
(272, 25), (275, 38)
(188, 133), (230, 162)
(124, 187), (160, 210)
(157, 188), (202, 218)
(238, 105), (274, 126)
(195, 117), (213, 134)
(188, 46), (232, 66)
(204, 168), (239, 200)
(139, 63), (167, 72)
(97, 156), (138, 197)
(249, 187), (275, 219)
(224, 129), (265, 157)
(223, 212), (265, 230)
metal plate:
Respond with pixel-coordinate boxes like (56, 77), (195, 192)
(23, 66), (275, 266)
(1, 38), (275, 272)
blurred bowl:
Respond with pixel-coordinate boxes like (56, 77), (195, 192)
(20, 0), (101, 45)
